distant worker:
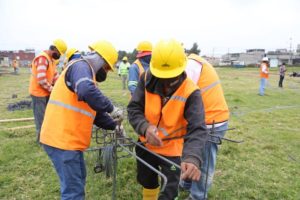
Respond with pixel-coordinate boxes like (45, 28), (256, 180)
(118, 56), (130, 90)
(12, 59), (19, 74)
(29, 39), (67, 143)
(62, 48), (81, 71)
(40, 40), (123, 200)
(180, 54), (230, 200)
(128, 41), (152, 95)
(278, 62), (287, 88)
(128, 39), (207, 200)
(259, 57), (269, 96)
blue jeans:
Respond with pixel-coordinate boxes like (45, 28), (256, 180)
(181, 122), (228, 200)
(43, 144), (86, 200)
(31, 95), (49, 142)
(259, 78), (267, 96)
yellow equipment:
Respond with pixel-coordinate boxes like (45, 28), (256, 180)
(150, 39), (187, 78)
(53, 39), (67, 55)
(122, 56), (128, 61)
(66, 48), (78, 61)
(88, 40), (118, 71)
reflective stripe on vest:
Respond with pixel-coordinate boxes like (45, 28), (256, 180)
(119, 62), (129, 75)
(188, 54), (229, 124)
(48, 99), (95, 119)
(158, 126), (186, 137)
(200, 80), (220, 94)
(170, 95), (187, 102)
(40, 58), (97, 151)
(140, 75), (198, 156)
(134, 59), (145, 77)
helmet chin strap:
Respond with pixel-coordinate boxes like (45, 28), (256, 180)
(83, 52), (106, 74)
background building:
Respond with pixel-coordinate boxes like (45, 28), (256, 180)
(0, 49), (35, 67)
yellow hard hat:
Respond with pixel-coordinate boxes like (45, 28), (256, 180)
(122, 56), (128, 61)
(150, 39), (187, 78)
(137, 41), (152, 52)
(89, 40), (118, 71)
(88, 41), (97, 51)
(66, 48), (78, 61)
(136, 41), (152, 58)
(53, 39), (67, 55)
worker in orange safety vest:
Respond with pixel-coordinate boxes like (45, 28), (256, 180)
(180, 54), (230, 200)
(259, 57), (269, 96)
(40, 40), (123, 199)
(128, 41), (152, 96)
(29, 39), (67, 143)
(127, 39), (208, 200)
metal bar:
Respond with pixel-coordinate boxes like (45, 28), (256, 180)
(118, 143), (168, 192)
(127, 138), (181, 170)
(112, 131), (118, 200)
(204, 122), (215, 198)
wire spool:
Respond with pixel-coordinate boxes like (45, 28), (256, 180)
(102, 145), (116, 178)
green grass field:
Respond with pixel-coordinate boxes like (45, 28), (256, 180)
(0, 66), (299, 200)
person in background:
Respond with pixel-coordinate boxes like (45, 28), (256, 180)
(259, 57), (269, 96)
(29, 39), (67, 143)
(128, 41), (152, 96)
(63, 48), (81, 71)
(12, 58), (19, 74)
(278, 62), (287, 88)
(118, 56), (130, 90)
(128, 39), (207, 200)
(40, 40), (123, 199)
(181, 54), (230, 200)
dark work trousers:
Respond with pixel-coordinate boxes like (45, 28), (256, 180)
(279, 75), (284, 87)
(135, 142), (181, 200)
(31, 95), (49, 143)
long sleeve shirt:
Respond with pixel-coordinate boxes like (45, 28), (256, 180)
(34, 55), (59, 93)
(127, 71), (208, 168)
(128, 55), (151, 95)
(65, 60), (116, 130)
(279, 65), (287, 76)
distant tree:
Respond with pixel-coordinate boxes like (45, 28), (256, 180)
(185, 42), (201, 55)
(127, 49), (137, 63)
(118, 50), (127, 60)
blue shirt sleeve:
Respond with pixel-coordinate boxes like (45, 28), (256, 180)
(94, 112), (116, 130)
(128, 63), (140, 95)
(66, 60), (114, 113)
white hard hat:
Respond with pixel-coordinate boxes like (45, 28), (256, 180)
(262, 57), (269, 62)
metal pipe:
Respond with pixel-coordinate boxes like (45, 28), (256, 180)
(127, 138), (181, 170)
(118, 143), (168, 192)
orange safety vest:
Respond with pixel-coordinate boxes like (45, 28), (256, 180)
(12, 60), (18, 68)
(188, 54), (229, 125)
(133, 59), (145, 77)
(40, 59), (96, 151)
(139, 76), (198, 156)
(260, 63), (269, 79)
(29, 51), (56, 97)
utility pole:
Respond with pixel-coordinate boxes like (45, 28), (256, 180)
(289, 37), (293, 65)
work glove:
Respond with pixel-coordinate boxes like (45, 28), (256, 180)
(115, 124), (126, 138)
(110, 106), (124, 122)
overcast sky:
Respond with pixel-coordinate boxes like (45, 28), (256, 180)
(0, 0), (300, 56)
